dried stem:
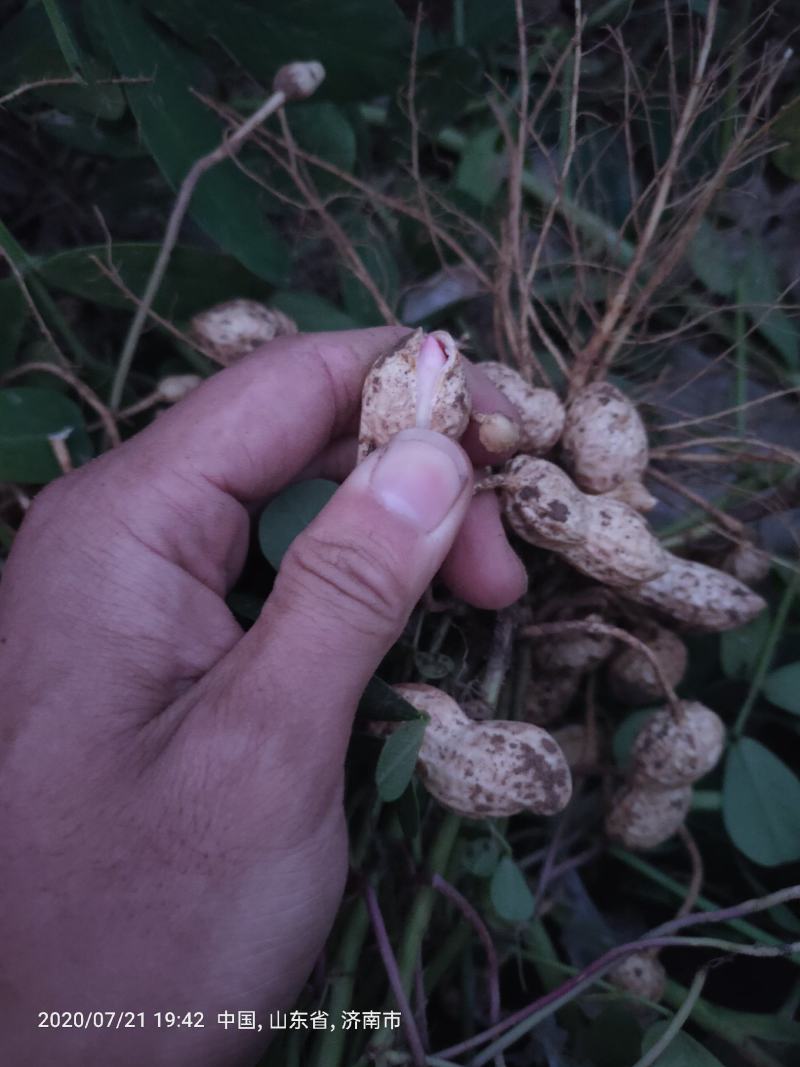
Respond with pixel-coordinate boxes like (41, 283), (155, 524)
(110, 84), (296, 410)
(676, 826), (704, 920)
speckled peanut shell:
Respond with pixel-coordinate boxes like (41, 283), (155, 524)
(501, 456), (588, 548)
(608, 952), (666, 1003)
(562, 383), (649, 494)
(621, 555), (766, 632)
(608, 626), (688, 705)
(480, 362), (565, 454)
(561, 497), (669, 588)
(631, 702), (725, 787)
(393, 683), (572, 817)
(189, 300), (297, 363)
(532, 615), (614, 673)
(358, 329), (471, 461)
(605, 783), (692, 850)
(551, 724), (600, 771)
(523, 671), (581, 726)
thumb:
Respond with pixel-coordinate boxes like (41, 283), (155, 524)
(212, 428), (473, 768)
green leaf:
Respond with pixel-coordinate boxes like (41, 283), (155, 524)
(612, 710), (657, 771)
(37, 243), (272, 319)
(0, 388), (92, 484)
(720, 610), (771, 681)
(722, 738), (800, 866)
(739, 238), (798, 368)
(490, 856), (535, 922)
(688, 221), (736, 297)
(38, 112), (145, 158)
(375, 719), (427, 802)
(772, 96), (800, 181)
(641, 1022), (724, 1067)
(86, 0), (289, 284)
(460, 837), (500, 878)
(142, 0), (410, 102)
(0, 6), (125, 119)
(0, 280), (28, 372)
(394, 777), (420, 839)
(763, 662), (800, 715)
(455, 127), (506, 206)
(270, 290), (360, 332)
(257, 479), (338, 570)
(357, 677), (422, 723)
(287, 101), (356, 175)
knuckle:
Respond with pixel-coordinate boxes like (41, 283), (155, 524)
(282, 530), (407, 637)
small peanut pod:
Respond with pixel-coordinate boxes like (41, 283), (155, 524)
(190, 299), (297, 363)
(358, 329), (471, 461)
(561, 382), (649, 494)
(480, 361), (565, 455)
(607, 625), (687, 705)
(721, 542), (771, 587)
(620, 554), (766, 632)
(531, 614), (615, 673)
(631, 702), (725, 787)
(605, 783), (692, 850)
(156, 375), (202, 403)
(393, 684), (572, 817)
(608, 952), (666, 1003)
(500, 457), (668, 588)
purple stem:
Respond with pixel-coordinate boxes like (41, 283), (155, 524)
(431, 874), (501, 1027)
(364, 883), (427, 1067)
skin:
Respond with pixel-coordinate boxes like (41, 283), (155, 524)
(0, 327), (526, 1066)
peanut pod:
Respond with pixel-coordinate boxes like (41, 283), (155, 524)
(500, 456), (669, 587)
(605, 783), (692, 850)
(190, 299), (297, 363)
(620, 554), (766, 632)
(561, 382), (649, 494)
(631, 702), (725, 787)
(608, 952), (666, 1003)
(607, 625), (687, 705)
(479, 361), (564, 455)
(390, 684), (572, 818)
(358, 329), (470, 461)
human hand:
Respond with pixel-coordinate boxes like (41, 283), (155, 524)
(0, 327), (526, 1066)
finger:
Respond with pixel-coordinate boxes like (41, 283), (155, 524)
(182, 429), (474, 783)
(440, 490), (528, 609)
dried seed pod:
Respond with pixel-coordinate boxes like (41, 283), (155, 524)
(523, 671), (581, 726)
(155, 374), (202, 403)
(532, 614), (614, 673)
(500, 457), (668, 588)
(722, 542), (771, 586)
(471, 411), (521, 455)
(608, 626), (688, 705)
(562, 382), (649, 494)
(563, 497), (669, 588)
(602, 478), (657, 513)
(480, 361), (565, 454)
(501, 456), (589, 548)
(621, 554), (766, 632)
(393, 684), (572, 817)
(605, 783), (692, 850)
(608, 952), (666, 1003)
(358, 330), (471, 461)
(190, 300), (297, 363)
(550, 723), (600, 770)
(631, 702), (725, 787)
(273, 60), (326, 100)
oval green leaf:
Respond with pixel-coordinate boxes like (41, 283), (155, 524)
(86, 0), (289, 284)
(490, 855), (535, 923)
(375, 719), (427, 802)
(258, 479), (338, 570)
(641, 1022), (724, 1067)
(0, 387), (92, 483)
(722, 738), (800, 866)
(763, 662), (800, 715)
(357, 677), (422, 723)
